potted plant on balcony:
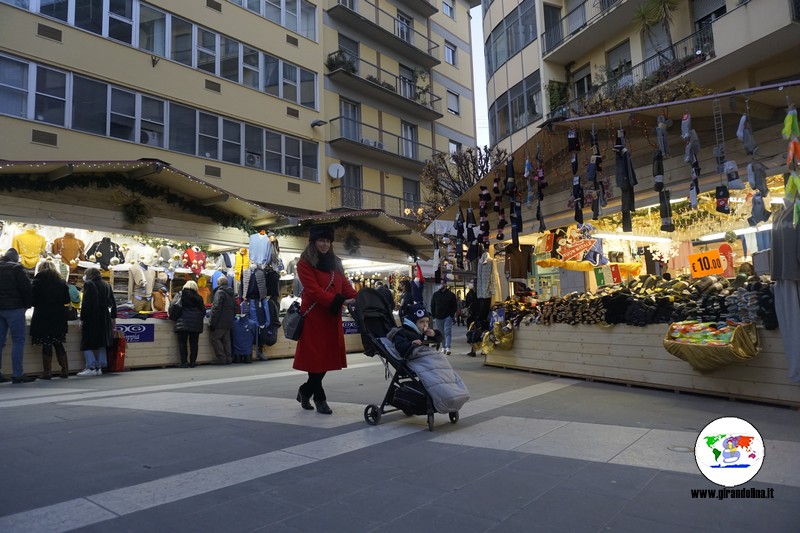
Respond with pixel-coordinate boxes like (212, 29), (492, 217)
(325, 50), (357, 74)
(366, 74), (397, 92)
(413, 68), (431, 106)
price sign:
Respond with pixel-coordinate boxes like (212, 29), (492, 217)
(689, 250), (724, 278)
(609, 264), (622, 284)
(594, 267), (606, 286)
(538, 232), (555, 254)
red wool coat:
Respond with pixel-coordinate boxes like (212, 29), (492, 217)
(293, 258), (357, 373)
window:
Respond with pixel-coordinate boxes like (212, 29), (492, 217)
(72, 76), (107, 135)
(573, 64), (591, 99)
(448, 140), (461, 154)
(242, 46), (260, 89)
(403, 178), (420, 213)
(75, 0), (103, 35)
(222, 119), (241, 164)
(300, 1), (316, 40)
(198, 112), (219, 159)
(443, 0), (454, 18)
(505, 9), (520, 58)
(263, 55), (280, 97)
(397, 12), (413, 43)
(301, 140), (317, 180)
(523, 71), (541, 124)
(300, 69), (315, 109)
(169, 103), (197, 154)
(496, 93), (509, 139)
(341, 163), (362, 208)
(519, 0), (536, 46)
(339, 98), (360, 141)
(245, 124), (264, 168)
(399, 64), (415, 100)
(197, 28), (218, 74)
(2, 0), (30, 7)
(110, 88), (135, 141)
(39, 0), (68, 22)
(338, 34), (359, 71)
(401, 121), (417, 159)
(34, 66), (66, 126)
(282, 63), (297, 103)
(510, 81), (525, 131)
(445, 42), (457, 66)
(284, 137), (300, 177)
(139, 4), (166, 55)
(265, 0), (281, 24)
(220, 37), (240, 82)
(447, 90), (460, 115)
(108, 0), (134, 44)
(140, 95), (164, 147)
(231, 0), (316, 39)
(171, 16), (193, 67)
(265, 131), (282, 172)
(0, 55), (28, 118)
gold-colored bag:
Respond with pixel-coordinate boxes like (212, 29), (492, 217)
(663, 322), (760, 373)
(481, 322), (515, 354)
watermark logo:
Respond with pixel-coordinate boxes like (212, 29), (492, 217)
(694, 416), (764, 487)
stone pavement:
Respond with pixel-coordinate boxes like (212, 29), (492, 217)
(1, 325), (798, 532)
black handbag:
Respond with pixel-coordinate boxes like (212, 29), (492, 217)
(282, 271), (335, 341)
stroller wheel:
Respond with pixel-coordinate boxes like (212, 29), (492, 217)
(364, 405), (381, 426)
(449, 411), (459, 424)
(426, 413), (434, 432)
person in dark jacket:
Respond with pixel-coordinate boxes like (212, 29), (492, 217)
(464, 282), (477, 328)
(430, 282), (458, 355)
(31, 261), (71, 379)
(208, 277), (236, 365)
(390, 303), (442, 358)
(397, 279), (413, 321)
(78, 267), (117, 376)
(171, 280), (206, 368)
(0, 248), (35, 384)
(374, 281), (394, 310)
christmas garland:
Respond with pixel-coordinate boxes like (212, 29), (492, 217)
(0, 174), (256, 234)
(276, 219), (420, 260)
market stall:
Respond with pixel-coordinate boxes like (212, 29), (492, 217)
(435, 85), (799, 406)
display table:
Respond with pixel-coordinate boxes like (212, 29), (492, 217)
(2, 318), (364, 377)
(484, 323), (798, 407)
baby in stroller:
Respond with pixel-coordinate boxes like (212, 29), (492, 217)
(386, 303), (469, 416)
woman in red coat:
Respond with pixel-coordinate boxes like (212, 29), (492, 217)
(294, 225), (357, 414)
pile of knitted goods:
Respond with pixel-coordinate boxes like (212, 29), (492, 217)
(673, 274), (777, 329)
(537, 291), (607, 326)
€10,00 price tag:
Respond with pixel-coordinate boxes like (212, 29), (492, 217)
(689, 250), (724, 278)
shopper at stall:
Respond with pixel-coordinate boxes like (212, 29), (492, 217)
(31, 261), (71, 379)
(430, 282), (458, 355)
(464, 282), (477, 328)
(78, 267), (116, 377)
(208, 277), (236, 365)
(171, 280), (206, 368)
(293, 225), (357, 415)
(397, 279), (413, 321)
(0, 248), (35, 384)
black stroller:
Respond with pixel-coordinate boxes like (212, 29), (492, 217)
(350, 288), (461, 431)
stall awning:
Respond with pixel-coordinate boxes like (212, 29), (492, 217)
(280, 209), (432, 259)
(0, 159), (281, 228)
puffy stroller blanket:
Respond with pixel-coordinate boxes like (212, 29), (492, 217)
(386, 329), (470, 414)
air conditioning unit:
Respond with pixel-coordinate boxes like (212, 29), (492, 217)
(246, 152), (262, 167)
(361, 137), (373, 146)
(374, 141), (385, 150)
(140, 129), (162, 146)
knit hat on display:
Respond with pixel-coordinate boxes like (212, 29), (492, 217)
(308, 225), (335, 243)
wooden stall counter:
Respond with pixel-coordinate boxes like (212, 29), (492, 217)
(2, 318), (364, 377)
(485, 323), (798, 407)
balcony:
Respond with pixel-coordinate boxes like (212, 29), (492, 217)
(549, 26), (715, 120)
(327, 0), (440, 68)
(330, 185), (424, 219)
(325, 52), (443, 121)
(328, 117), (438, 170)
(541, 0), (639, 65)
(398, 0), (438, 18)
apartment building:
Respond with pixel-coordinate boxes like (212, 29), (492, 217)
(0, 0), (477, 219)
(481, 0), (800, 153)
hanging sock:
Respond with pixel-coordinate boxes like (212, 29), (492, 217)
(659, 190), (674, 232)
(724, 160), (744, 189)
(479, 213), (490, 233)
(536, 167), (548, 190)
(492, 176), (500, 195)
(506, 156), (515, 178)
(782, 107), (799, 140)
(657, 115), (670, 156)
(504, 176), (516, 197)
(497, 208), (507, 230)
(467, 207), (478, 228)
(493, 197), (501, 213)
(514, 201), (523, 232)
(572, 177), (584, 224)
(567, 127), (580, 152)
(587, 155), (598, 184)
(571, 153), (579, 175)
(599, 178), (609, 207)
(748, 192), (771, 226)
(715, 185), (730, 215)
(536, 201), (546, 232)
(653, 150), (664, 192)
(454, 208), (465, 237)
(524, 156), (533, 178)
(681, 112), (691, 140)
(622, 210), (632, 232)
(737, 114), (747, 141)
(747, 161), (769, 196)
(713, 146), (725, 174)
(689, 179), (699, 209)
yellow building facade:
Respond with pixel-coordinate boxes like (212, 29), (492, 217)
(481, 0), (800, 153)
(0, 0), (477, 218)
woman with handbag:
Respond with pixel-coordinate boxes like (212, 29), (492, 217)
(78, 267), (117, 376)
(293, 225), (356, 415)
(171, 280), (206, 368)
(31, 260), (71, 379)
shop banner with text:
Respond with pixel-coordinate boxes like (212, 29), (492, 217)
(115, 324), (155, 343)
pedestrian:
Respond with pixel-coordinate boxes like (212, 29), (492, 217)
(0, 248), (35, 384)
(31, 260), (70, 379)
(397, 279), (413, 322)
(208, 276), (236, 365)
(375, 281), (394, 309)
(78, 267), (117, 376)
(294, 225), (357, 415)
(464, 282), (477, 328)
(172, 280), (206, 368)
(430, 281), (457, 355)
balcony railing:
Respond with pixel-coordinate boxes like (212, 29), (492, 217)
(329, 116), (437, 164)
(549, 26), (715, 120)
(330, 185), (424, 219)
(325, 51), (442, 116)
(541, 0), (622, 55)
(327, 0), (439, 64)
